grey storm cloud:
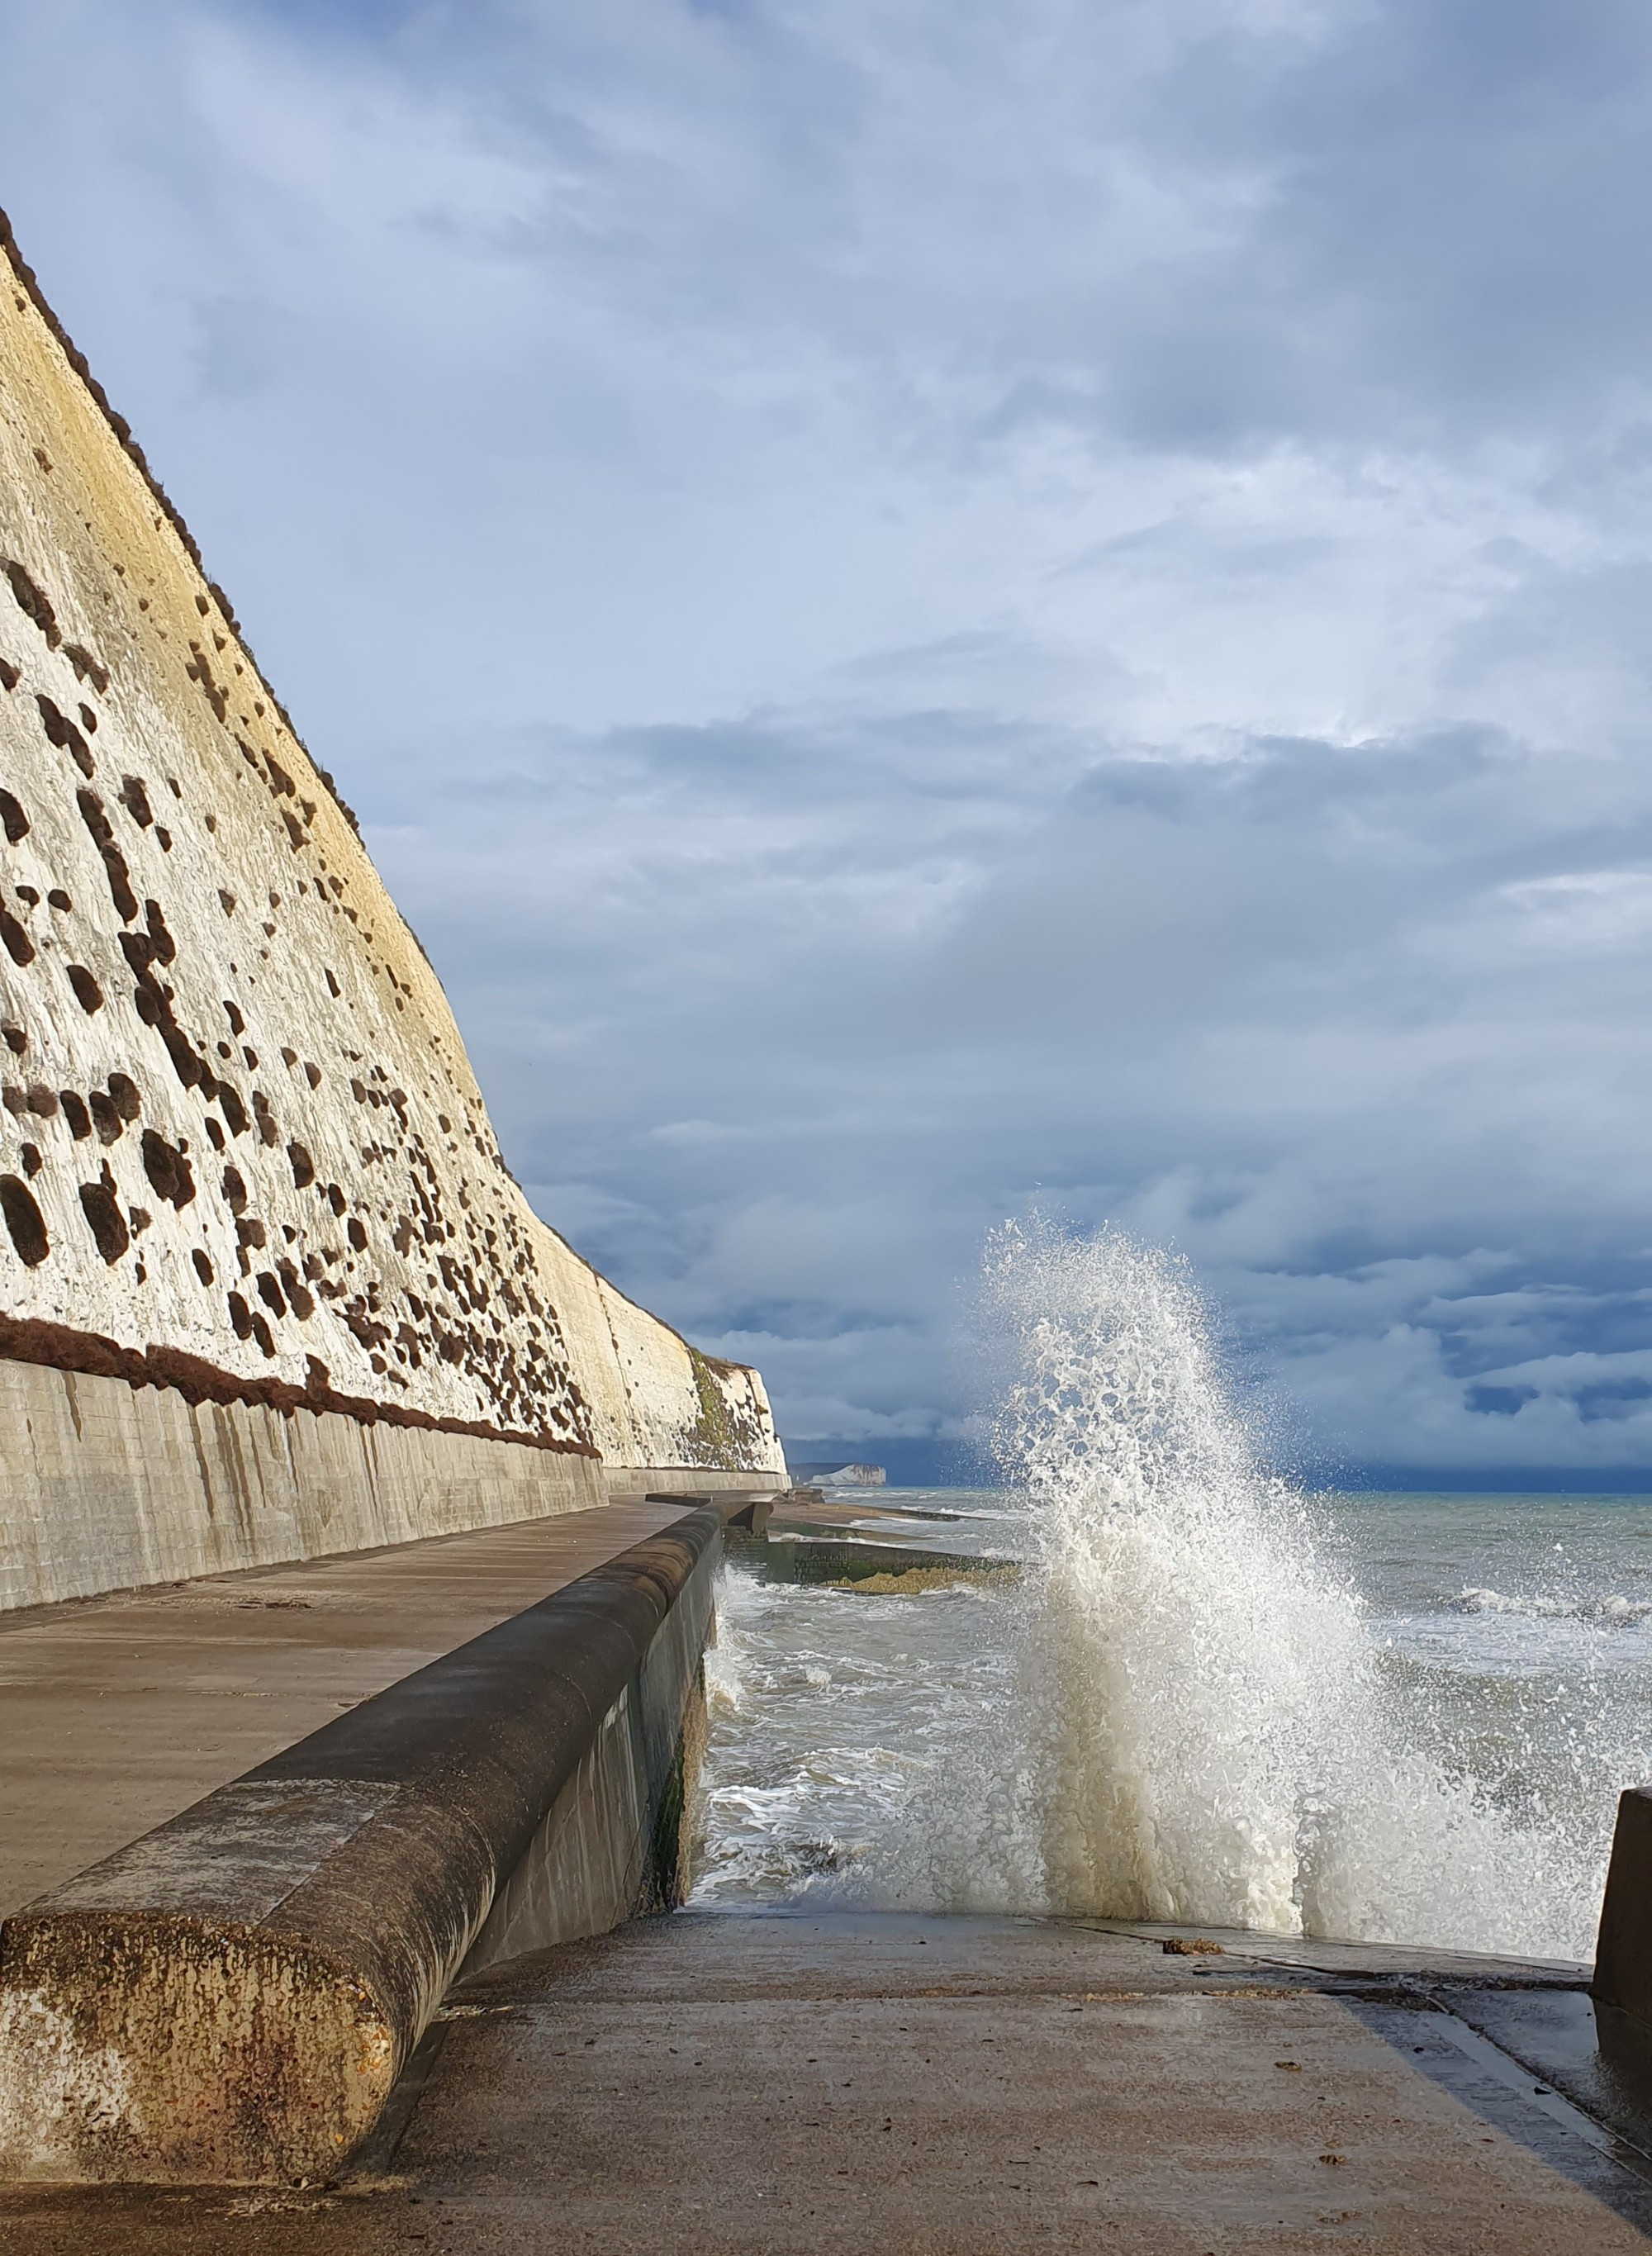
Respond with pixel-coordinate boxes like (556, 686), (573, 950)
(5, 0), (1652, 1474)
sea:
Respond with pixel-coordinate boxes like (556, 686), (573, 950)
(691, 1231), (1652, 1967)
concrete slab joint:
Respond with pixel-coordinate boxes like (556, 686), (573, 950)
(0, 1508), (721, 2186)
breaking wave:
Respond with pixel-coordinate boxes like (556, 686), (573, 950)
(900, 1221), (1621, 1960)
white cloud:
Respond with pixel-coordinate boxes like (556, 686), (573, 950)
(7, 0), (1652, 1472)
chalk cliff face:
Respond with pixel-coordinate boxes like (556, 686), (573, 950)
(0, 218), (781, 1481)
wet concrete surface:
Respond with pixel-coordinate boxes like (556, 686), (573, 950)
(5, 1910), (1650, 2252)
(0, 1498), (692, 1915)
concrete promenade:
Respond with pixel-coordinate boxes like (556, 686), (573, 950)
(0, 1498), (697, 1918)
(4, 1909), (1651, 2251)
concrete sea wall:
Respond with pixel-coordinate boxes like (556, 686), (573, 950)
(0, 211), (783, 1608)
(0, 1355), (604, 1610)
(0, 1506), (722, 2184)
(462, 1534), (715, 1973)
(0, 1355), (768, 1611)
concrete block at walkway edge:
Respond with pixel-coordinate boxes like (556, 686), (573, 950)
(0, 1508), (719, 2185)
(1592, 1786), (1652, 2023)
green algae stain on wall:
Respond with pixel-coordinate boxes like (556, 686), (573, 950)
(681, 1346), (769, 1470)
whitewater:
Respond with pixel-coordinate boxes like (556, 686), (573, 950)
(695, 1223), (1652, 1962)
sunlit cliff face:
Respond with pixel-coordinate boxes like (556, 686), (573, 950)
(0, 228), (779, 1474)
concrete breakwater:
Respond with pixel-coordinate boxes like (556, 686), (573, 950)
(0, 1501), (726, 2184)
(730, 1531), (1015, 1584)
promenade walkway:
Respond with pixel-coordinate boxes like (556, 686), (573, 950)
(0, 1497), (695, 1917)
(4, 1910), (1651, 2251)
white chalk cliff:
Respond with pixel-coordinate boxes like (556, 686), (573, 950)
(0, 213), (782, 1608)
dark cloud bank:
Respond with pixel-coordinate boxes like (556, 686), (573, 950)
(7, 0), (1652, 1482)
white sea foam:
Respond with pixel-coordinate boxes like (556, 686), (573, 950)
(703, 1589), (751, 1721)
(947, 1219), (1621, 1960)
(1454, 1587), (1652, 1625)
(694, 1570), (952, 1902)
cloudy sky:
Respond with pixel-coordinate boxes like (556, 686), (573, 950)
(7, 0), (1652, 1481)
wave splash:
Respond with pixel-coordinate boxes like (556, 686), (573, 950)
(919, 1221), (1612, 1959)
